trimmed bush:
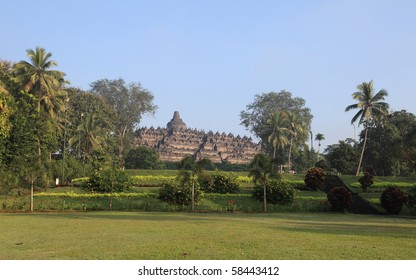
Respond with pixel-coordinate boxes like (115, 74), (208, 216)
(84, 168), (129, 193)
(199, 173), (240, 194)
(380, 187), (406, 215)
(158, 182), (201, 206)
(304, 167), (326, 191)
(358, 172), (374, 192)
(327, 186), (353, 212)
(253, 179), (296, 205)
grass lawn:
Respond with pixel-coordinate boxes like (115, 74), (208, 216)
(1, 211), (416, 260)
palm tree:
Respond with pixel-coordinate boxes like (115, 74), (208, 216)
(345, 80), (389, 175)
(13, 47), (67, 161)
(286, 112), (304, 172)
(14, 47), (66, 116)
(69, 113), (105, 163)
(249, 153), (277, 212)
(177, 155), (212, 212)
(267, 111), (290, 169)
(315, 133), (325, 161)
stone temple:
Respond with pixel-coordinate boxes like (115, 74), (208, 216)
(134, 111), (261, 164)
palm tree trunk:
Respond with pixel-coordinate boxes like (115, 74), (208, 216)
(288, 137), (293, 172)
(356, 125), (368, 176)
(263, 185), (267, 212)
(191, 175), (195, 212)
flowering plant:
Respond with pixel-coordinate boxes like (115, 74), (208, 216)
(226, 199), (237, 212)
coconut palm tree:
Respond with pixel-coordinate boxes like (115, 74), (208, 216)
(267, 111), (290, 168)
(13, 47), (67, 161)
(286, 112), (304, 172)
(14, 47), (67, 117)
(315, 133), (325, 161)
(345, 80), (389, 175)
(69, 113), (105, 163)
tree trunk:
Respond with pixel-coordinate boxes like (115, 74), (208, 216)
(191, 178), (195, 212)
(263, 185), (267, 212)
(356, 125), (369, 176)
(30, 180), (34, 212)
(288, 137), (293, 173)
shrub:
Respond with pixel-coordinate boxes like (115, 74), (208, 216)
(304, 167), (326, 191)
(406, 187), (416, 208)
(253, 179), (296, 205)
(358, 172), (373, 192)
(84, 167), (129, 193)
(158, 182), (201, 206)
(380, 187), (406, 214)
(199, 173), (240, 194)
(327, 186), (353, 212)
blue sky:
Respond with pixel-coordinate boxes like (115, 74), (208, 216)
(2, 0), (416, 150)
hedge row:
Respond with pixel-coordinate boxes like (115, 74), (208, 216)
(350, 182), (416, 189)
(35, 192), (158, 198)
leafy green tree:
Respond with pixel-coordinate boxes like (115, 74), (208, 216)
(90, 79), (157, 167)
(363, 110), (416, 176)
(124, 146), (164, 169)
(315, 133), (325, 161)
(240, 90), (312, 151)
(66, 88), (116, 158)
(248, 153), (279, 212)
(345, 80), (389, 175)
(324, 139), (359, 175)
(177, 155), (212, 212)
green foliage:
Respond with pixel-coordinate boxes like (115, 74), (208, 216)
(253, 179), (296, 205)
(304, 167), (326, 191)
(327, 186), (353, 212)
(0, 168), (19, 195)
(406, 187), (416, 208)
(124, 146), (164, 169)
(199, 173), (240, 194)
(380, 187), (406, 214)
(84, 167), (129, 193)
(358, 172), (374, 192)
(158, 182), (201, 206)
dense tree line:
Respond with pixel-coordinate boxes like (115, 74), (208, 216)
(0, 48), (156, 192)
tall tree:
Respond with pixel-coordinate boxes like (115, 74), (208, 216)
(177, 155), (212, 212)
(315, 133), (325, 161)
(240, 90), (312, 156)
(345, 80), (389, 175)
(69, 112), (105, 163)
(0, 77), (14, 139)
(286, 111), (304, 172)
(90, 79), (157, 167)
(13, 47), (67, 161)
(266, 111), (290, 167)
(248, 153), (278, 212)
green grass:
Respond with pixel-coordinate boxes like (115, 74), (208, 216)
(1, 211), (416, 260)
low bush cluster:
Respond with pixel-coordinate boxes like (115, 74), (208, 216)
(84, 168), (129, 193)
(158, 182), (201, 206)
(199, 173), (240, 194)
(406, 187), (416, 208)
(253, 180), (296, 205)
